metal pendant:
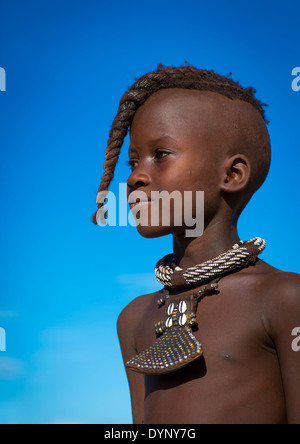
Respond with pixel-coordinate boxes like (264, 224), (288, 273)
(126, 296), (203, 375)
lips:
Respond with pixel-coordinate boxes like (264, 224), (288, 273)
(128, 191), (153, 209)
(129, 198), (152, 209)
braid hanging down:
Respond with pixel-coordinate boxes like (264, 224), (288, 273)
(91, 63), (268, 224)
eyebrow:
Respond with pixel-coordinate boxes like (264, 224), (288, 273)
(128, 135), (178, 153)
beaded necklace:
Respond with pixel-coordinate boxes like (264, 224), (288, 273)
(126, 237), (265, 375)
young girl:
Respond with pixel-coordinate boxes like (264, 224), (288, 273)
(92, 64), (300, 424)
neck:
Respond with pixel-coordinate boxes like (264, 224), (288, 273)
(172, 218), (240, 269)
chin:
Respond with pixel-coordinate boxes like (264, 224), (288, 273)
(135, 224), (174, 239)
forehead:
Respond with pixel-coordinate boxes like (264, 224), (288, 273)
(129, 88), (268, 158)
(129, 88), (235, 146)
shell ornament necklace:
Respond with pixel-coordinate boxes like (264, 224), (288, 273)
(126, 237), (266, 375)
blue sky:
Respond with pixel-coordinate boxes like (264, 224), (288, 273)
(0, 0), (299, 424)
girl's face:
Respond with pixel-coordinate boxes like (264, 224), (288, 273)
(127, 88), (226, 239)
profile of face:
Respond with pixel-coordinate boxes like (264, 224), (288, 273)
(127, 87), (271, 240)
(127, 89), (237, 238)
(127, 89), (228, 239)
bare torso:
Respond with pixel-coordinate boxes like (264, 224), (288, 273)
(118, 260), (300, 424)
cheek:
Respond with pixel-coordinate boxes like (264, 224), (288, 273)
(189, 156), (222, 190)
(186, 163), (222, 219)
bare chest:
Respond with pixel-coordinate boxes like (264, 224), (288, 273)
(133, 286), (285, 423)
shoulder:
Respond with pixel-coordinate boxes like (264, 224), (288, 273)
(268, 270), (300, 314)
(243, 259), (299, 291)
(117, 289), (164, 360)
(258, 262), (300, 301)
(234, 259), (300, 325)
(249, 260), (300, 304)
(117, 289), (163, 336)
(254, 262), (300, 337)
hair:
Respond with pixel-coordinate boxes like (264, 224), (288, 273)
(91, 63), (269, 224)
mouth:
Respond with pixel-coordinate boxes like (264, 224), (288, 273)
(129, 198), (152, 210)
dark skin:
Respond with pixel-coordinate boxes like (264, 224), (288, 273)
(117, 89), (300, 424)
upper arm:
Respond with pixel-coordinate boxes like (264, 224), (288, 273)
(117, 299), (145, 424)
(268, 273), (300, 424)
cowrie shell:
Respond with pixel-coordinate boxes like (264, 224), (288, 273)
(166, 317), (173, 328)
(179, 301), (187, 313)
(179, 314), (187, 326)
(167, 303), (175, 316)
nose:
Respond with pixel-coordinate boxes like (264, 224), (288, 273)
(127, 167), (151, 190)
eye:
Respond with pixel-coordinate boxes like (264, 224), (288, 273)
(126, 150), (171, 171)
(154, 149), (170, 160)
(126, 159), (138, 171)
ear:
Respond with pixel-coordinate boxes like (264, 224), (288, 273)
(220, 154), (251, 193)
